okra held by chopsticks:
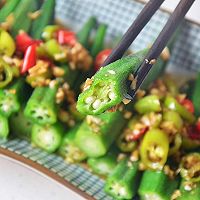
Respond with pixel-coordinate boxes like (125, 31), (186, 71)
(77, 49), (148, 115)
(24, 81), (58, 125)
(104, 158), (141, 200)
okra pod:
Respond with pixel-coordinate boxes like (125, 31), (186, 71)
(191, 72), (200, 117)
(0, 0), (20, 22)
(77, 49), (148, 115)
(0, 78), (25, 117)
(10, 109), (33, 141)
(58, 124), (87, 163)
(11, 0), (37, 37)
(87, 147), (118, 176)
(77, 16), (97, 49)
(138, 170), (178, 200)
(90, 24), (107, 57)
(177, 181), (200, 200)
(75, 111), (126, 157)
(31, 0), (55, 39)
(105, 159), (141, 200)
(0, 114), (9, 139)
(24, 83), (58, 125)
(141, 57), (166, 89)
(31, 122), (63, 153)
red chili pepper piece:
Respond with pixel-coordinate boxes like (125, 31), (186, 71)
(21, 44), (37, 74)
(187, 125), (200, 140)
(94, 49), (112, 71)
(57, 30), (76, 46)
(16, 32), (42, 53)
(130, 127), (148, 141)
(179, 98), (195, 114)
(196, 119), (200, 132)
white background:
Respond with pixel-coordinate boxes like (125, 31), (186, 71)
(141, 0), (200, 24)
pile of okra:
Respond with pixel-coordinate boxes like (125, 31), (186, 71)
(0, 0), (199, 199)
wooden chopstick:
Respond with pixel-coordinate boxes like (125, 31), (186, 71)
(126, 0), (196, 99)
(102, 0), (165, 66)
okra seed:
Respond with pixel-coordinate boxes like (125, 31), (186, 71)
(92, 99), (101, 109)
(108, 70), (116, 75)
(85, 96), (95, 104)
(108, 92), (116, 100)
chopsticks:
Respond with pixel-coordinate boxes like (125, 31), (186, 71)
(102, 0), (196, 100)
(103, 0), (165, 66)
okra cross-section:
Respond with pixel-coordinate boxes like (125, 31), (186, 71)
(77, 49), (148, 115)
(0, 89), (20, 117)
(0, 114), (9, 139)
(31, 122), (63, 153)
(105, 159), (141, 200)
(24, 83), (58, 125)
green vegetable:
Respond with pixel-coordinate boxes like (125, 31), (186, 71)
(0, 78), (25, 117)
(163, 75), (179, 96)
(58, 124), (87, 163)
(31, 122), (63, 153)
(0, 0), (20, 22)
(10, 109), (33, 141)
(75, 111), (126, 157)
(134, 95), (161, 114)
(41, 25), (59, 41)
(44, 39), (63, 60)
(0, 29), (16, 56)
(24, 84), (58, 125)
(87, 148), (118, 176)
(116, 117), (139, 152)
(0, 59), (13, 88)
(164, 96), (195, 124)
(181, 136), (200, 150)
(0, 114), (9, 139)
(77, 16), (97, 49)
(191, 72), (200, 117)
(169, 134), (182, 156)
(141, 57), (166, 89)
(138, 170), (178, 200)
(116, 131), (137, 153)
(31, 0), (55, 39)
(90, 23), (107, 57)
(60, 64), (78, 88)
(77, 49), (148, 115)
(162, 110), (183, 132)
(11, 0), (37, 37)
(177, 181), (200, 200)
(140, 128), (169, 170)
(105, 159), (141, 200)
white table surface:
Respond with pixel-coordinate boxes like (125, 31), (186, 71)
(0, 155), (85, 200)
